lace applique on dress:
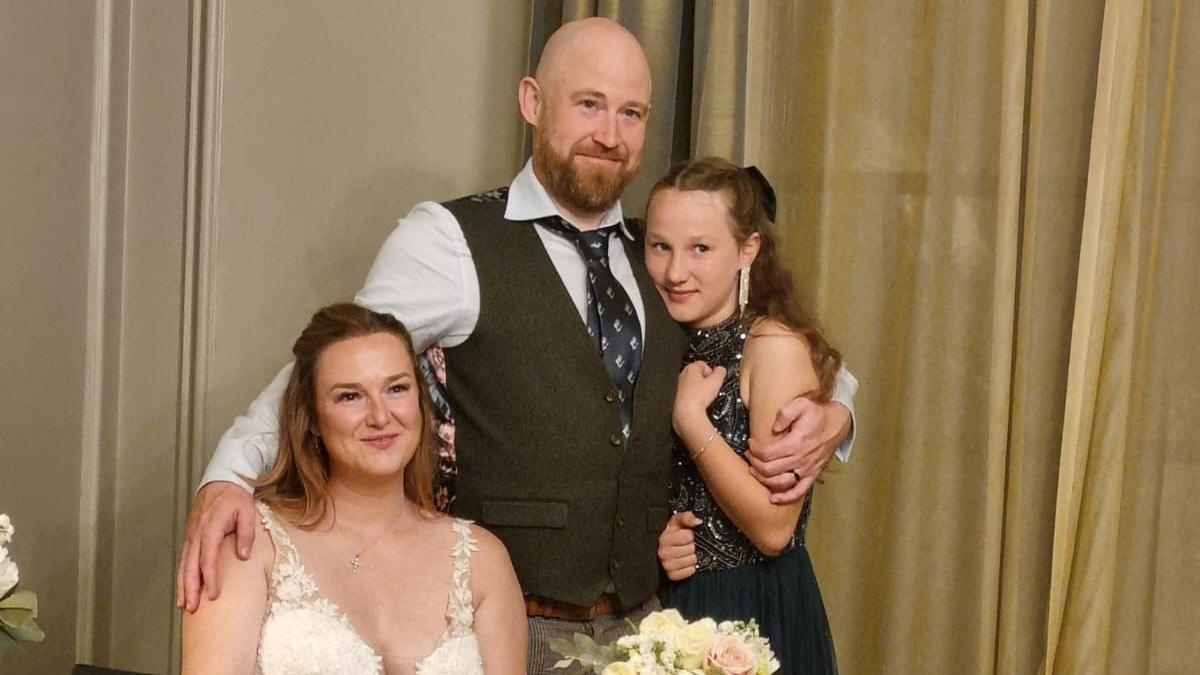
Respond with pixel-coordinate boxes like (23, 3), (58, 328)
(254, 503), (483, 675)
(255, 503), (383, 675)
(415, 518), (483, 675)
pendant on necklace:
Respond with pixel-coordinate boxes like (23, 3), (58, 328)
(350, 554), (362, 573)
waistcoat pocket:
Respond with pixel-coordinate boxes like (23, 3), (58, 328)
(482, 499), (569, 528)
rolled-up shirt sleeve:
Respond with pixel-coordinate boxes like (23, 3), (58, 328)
(199, 201), (476, 491)
(831, 364), (859, 463)
(354, 201), (477, 352)
(199, 364), (291, 490)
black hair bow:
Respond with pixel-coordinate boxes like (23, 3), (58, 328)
(742, 165), (777, 223)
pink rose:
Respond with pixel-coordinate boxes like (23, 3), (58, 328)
(424, 346), (447, 384)
(704, 635), (758, 675)
(436, 422), (456, 461)
(437, 422), (455, 446)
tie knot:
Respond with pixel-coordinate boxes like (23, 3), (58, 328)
(542, 217), (618, 265)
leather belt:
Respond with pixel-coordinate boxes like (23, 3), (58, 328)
(524, 593), (622, 621)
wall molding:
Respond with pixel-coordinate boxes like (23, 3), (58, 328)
(170, 0), (226, 668)
(77, 0), (115, 662)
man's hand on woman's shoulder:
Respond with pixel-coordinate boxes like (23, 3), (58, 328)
(177, 481), (258, 613)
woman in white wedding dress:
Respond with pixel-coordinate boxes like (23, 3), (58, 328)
(183, 304), (527, 674)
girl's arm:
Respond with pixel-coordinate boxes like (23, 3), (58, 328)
(181, 520), (272, 674)
(674, 318), (819, 556)
(469, 524), (528, 674)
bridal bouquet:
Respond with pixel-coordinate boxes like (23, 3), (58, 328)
(0, 514), (44, 648)
(550, 609), (779, 675)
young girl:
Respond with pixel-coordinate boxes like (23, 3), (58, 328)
(646, 158), (840, 674)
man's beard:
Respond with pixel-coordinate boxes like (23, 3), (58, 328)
(534, 133), (638, 214)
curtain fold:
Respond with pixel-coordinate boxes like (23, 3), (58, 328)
(1049, 1), (1200, 672)
(1044, 0), (1149, 670)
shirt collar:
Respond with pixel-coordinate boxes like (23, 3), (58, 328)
(504, 158), (633, 240)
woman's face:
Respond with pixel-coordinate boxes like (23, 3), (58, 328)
(645, 187), (759, 328)
(313, 332), (422, 484)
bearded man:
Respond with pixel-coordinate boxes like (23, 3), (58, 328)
(178, 17), (857, 672)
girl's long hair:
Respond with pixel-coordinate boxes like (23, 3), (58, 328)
(254, 303), (438, 527)
(649, 157), (842, 399)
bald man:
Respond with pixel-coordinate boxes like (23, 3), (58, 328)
(181, 18), (857, 671)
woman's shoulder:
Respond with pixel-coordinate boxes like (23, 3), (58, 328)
(745, 317), (812, 357)
(457, 520), (509, 562)
(208, 501), (275, 579)
(742, 316), (819, 393)
(456, 521), (515, 588)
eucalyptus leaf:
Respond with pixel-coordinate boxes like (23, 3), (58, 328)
(0, 607), (34, 630)
(5, 615), (44, 642)
(572, 632), (599, 650)
(0, 590), (37, 614)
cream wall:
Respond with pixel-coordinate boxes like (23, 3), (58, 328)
(0, 2), (96, 673)
(0, 1), (531, 673)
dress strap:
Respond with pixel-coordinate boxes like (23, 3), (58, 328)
(255, 501), (319, 605)
(445, 518), (478, 634)
(255, 502), (297, 555)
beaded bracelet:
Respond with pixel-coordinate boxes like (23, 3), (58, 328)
(691, 428), (720, 461)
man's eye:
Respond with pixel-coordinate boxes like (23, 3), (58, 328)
(581, 99), (599, 110)
(651, 242), (669, 252)
(694, 244), (710, 253)
(388, 383), (410, 394)
(623, 108), (643, 120)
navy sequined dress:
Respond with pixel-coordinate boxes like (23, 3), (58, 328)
(659, 312), (838, 675)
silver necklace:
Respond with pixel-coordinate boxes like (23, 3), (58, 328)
(345, 510), (406, 573)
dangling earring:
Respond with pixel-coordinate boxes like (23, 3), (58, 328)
(738, 265), (751, 312)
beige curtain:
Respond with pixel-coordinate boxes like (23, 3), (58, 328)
(537, 0), (1200, 667)
(534, 1), (1197, 672)
(750, 1), (1199, 673)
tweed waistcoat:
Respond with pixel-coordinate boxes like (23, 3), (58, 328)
(441, 190), (686, 608)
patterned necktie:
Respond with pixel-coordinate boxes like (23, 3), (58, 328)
(541, 217), (643, 437)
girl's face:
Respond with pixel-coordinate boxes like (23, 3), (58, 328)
(644, 187), (759, 328)
(313, 332), (422, 485)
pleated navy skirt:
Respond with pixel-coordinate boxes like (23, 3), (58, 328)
(660, 545), (838, 675)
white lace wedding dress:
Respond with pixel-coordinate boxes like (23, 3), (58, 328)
(254, 503), (484, 674)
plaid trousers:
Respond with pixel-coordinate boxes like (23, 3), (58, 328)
(526, 597), (661, 674)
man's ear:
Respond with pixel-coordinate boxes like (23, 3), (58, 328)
(740, 232), (762, 267)
(518, 76), (542, 127)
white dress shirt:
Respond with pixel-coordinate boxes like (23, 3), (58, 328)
(201, 160), (857, 488)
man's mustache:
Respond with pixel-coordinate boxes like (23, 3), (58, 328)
(571, 145), (628, 163)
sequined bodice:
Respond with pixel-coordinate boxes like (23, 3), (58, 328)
(669, 313), (810, 572)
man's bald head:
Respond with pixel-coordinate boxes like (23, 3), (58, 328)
(518, 18), (652, 222)
(535, 17), (652, 99)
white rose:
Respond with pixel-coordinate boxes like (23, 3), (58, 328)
(675, 618), (718, 668)
(0, 514), (13, 546)
(704, 635), (758, 675)
(601, 661), (637, 675)
(638, 608), (687, 637)
(0, 556), (19, 596)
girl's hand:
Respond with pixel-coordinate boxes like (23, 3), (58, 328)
(658, 511), (703, 581)
(673, 361), (726, 434)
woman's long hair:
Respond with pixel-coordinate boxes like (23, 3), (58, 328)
(649, 157), (842, 400)
(254, 303), (438, 527)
